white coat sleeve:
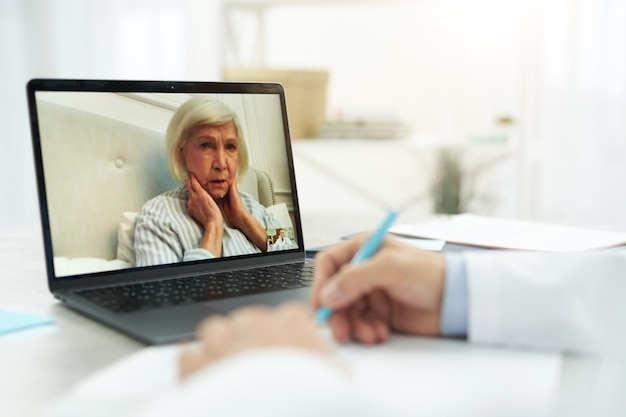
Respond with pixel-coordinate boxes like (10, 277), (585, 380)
(129, 348), (379, 417)
(463, 249), (626, 355)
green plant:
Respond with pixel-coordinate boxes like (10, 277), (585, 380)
(430, 147), (471, 215)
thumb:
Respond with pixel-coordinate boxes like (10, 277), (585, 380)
(319, 258), (391, 310)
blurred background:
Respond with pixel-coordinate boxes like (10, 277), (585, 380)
(2, 0), (625, 233)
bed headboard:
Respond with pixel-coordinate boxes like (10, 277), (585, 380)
(37, 101), (274, 261)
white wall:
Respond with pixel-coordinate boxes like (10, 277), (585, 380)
(253, 0), (626, 231)
(255, 0), (525, 219)
(0, 0), (222, 230)
(4, 0), (626, 231)
(261, 0), (524, 139)
(532, 0), (626, 231)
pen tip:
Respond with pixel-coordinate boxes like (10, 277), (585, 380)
(314, 306), (332, 324)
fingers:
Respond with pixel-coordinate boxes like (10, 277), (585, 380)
(197, 315), (236, 353)
(186, 172), (201, 194)
(226, 177), (238, 198)
(310, 236), (367, 309)
(318, 248), (399, 310)
(317, 240), (445, 311)
(312, 235), (446, 342)
(328, 311), (351, 343)
(328, 295), (391, 345)
(187, 172), (212, 200)
(186, 172), (222, 229)
(186, 173), (204, 203)
(220, 178), (256, 231)
(179, 345), (206, 379)
(351, 310), (388, 345)
(180, 303), (329, 379)
(368, 290), (391, 321)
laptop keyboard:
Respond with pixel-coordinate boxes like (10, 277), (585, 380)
(75, 262), (314, 314)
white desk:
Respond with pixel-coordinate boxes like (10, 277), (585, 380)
(0, 138), (604, 416)
(0, 217), (604, 417)
(0, 210), (383, 417)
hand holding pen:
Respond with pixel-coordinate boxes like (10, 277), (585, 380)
(182, 211), (449, 378)
(311, 211), (447, 345)
(314, 210), (399, 323)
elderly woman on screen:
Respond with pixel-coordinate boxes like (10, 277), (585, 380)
(134, 97), (281, 267)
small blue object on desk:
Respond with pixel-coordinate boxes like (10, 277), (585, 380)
(0, 309), (53, 336)
(315, 209), (399, 324)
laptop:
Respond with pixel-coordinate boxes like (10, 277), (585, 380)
(26, 79), (314, 345)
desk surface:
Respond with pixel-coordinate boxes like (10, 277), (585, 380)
(0, 211), (382, 417)
(0, 212), (601, 417)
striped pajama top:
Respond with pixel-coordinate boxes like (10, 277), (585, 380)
(134, 186), (281, 267)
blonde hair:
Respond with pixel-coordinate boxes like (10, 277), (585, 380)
(166, 96), (249, 182)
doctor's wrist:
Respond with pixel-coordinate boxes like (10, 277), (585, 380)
(440, 253), (469, 338)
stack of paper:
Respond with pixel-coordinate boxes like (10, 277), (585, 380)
(390, 214), (626, 252)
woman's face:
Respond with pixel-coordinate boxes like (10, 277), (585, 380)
(182, 121), (239, 199)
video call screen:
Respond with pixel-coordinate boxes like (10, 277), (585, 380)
(33, 91), (300, 278)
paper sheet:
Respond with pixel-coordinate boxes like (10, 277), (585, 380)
(306, 235), (445, 257)
(390, 213), (626, 252)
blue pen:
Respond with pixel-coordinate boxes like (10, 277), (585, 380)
(314, 209), (399, 324)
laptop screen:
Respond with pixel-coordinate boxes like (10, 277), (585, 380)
(28, 80), (304, 280)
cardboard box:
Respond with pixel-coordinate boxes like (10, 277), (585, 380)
(224, 68), (328, 139)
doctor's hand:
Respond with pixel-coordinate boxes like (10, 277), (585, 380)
(312, 236), (446, 345)
(179, 303), (331, 379)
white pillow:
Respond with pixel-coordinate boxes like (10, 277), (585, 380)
(54, 257), (132, 277)
(116, 211), (138, 265)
